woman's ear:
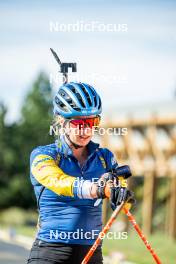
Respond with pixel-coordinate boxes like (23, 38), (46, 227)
(53, 115), (64, 126)
(58, 115), (65, 126)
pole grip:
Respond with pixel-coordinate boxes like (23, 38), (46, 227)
(112, 165), (132, 179)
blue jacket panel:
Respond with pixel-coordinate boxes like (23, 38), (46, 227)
(30, 136), (118, 245)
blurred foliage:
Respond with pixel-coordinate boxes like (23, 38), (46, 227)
(0, 207), (38, 226)
(106, 175), (168, 233)
(0, 72), (53, 209)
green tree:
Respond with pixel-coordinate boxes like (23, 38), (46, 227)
(0, 72), (53, 209)
(20, 71), (53, 153)
(0, 103), (22, 208)
(18, 72), (53, 208)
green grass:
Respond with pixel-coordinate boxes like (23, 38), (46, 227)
(0, 207), (38, 237)
(0, 224), (36, 237)
(1, 224), (175, 263)
(103, 229), (176, 264)
(20, 225), (175, 263)
(14, 225), (37, 237)
(0, 207), (175, 263)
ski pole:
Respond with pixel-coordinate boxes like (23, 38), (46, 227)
(81, 201), (125, 264)
(123, 207), (162, 264)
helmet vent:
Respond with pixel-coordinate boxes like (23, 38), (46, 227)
(98, 98), (102, 110)
(93, 95), (97, 106)
(59, 89), (69, 99)
(90, 88), (98, 107)
(79, 84), (92, 106)
(59, 89), (77, 109)
(76, 93), (86, 108)
(55, 96), (69, 112)
(68, 85), (86, 108)
(69, 87), (76, 93)
(73, 107), (81, 112)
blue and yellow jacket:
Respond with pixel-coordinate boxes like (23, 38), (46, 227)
(30, 136), (118, 245)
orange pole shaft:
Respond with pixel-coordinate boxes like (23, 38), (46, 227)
(123, 207), (162, 264)
(81, 204), (162, 264)
(81, 202), (124, 264)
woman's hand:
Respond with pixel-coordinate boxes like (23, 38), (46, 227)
(91, 172), (135, 210)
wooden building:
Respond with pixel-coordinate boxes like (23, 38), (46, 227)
(96, 100), (176, 239)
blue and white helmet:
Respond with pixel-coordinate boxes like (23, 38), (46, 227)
(53, 82), (102, 118)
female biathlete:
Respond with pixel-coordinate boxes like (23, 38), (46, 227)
(27, 82), (133, 264)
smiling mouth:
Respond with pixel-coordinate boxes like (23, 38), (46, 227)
(78, 135), (90, 140)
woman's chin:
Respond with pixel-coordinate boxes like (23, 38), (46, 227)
(76, 136), (91, 146)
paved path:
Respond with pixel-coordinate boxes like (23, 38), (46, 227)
(0, 240), (29, 264)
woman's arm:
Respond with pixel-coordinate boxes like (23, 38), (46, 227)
(31, 152), (76, 197)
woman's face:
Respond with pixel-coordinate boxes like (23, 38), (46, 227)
(59, 115), (98, 147)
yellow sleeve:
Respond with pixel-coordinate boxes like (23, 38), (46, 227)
(31, 154), (75, 197)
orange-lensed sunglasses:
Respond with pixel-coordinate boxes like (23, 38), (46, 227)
(67, 115), (101, 129)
